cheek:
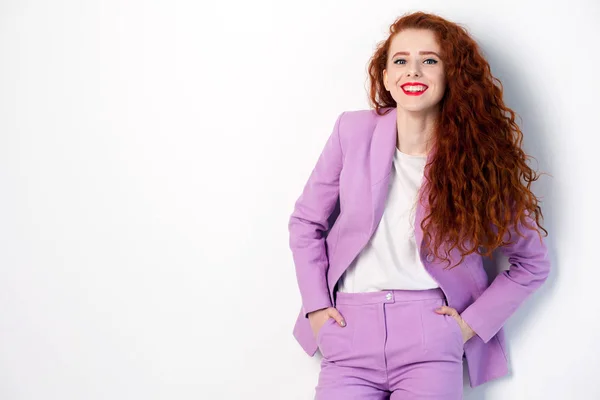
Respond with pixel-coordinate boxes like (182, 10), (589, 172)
(386, 76), (400, 91)
(435, 74), (446, 89)
(436, 81), (447, 96)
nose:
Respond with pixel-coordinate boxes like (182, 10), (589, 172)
(407, 69), (421, 78)
(407, 61), (421, 77)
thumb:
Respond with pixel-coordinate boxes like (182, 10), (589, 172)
(434, 305), (457, 316)
(328, 308), (346, 327)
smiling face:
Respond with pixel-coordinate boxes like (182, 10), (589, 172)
(383, 28), (446, 113)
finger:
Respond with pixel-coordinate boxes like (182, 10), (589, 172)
(328, 308), (346, 327)
(435, 305), (453, 315)
(445, 306), (460, 317)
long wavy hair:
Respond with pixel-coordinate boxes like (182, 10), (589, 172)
(367, 11), (549, 269)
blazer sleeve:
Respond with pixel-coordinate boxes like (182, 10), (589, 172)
(288, 112), (345, 318)
(459, 211), (551, 343)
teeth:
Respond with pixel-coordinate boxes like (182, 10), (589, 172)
(403, 85), (427, 92)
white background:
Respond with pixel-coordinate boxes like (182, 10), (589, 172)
(1, 0), (599, 399)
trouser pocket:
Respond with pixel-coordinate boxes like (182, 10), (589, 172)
(317, 305), (355, 361)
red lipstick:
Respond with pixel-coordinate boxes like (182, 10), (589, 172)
(401, 82), (428, 96)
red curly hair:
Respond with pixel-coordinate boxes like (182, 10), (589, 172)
(367, 11), (549, 269)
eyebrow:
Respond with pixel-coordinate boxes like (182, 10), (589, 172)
(391, 51), (441, 58)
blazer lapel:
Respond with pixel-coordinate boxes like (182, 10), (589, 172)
(369, 107), (398, 234)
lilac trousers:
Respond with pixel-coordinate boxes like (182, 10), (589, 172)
(314, 287), (465, 399)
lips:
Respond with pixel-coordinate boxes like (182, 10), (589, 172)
(401, 82), (428, 96)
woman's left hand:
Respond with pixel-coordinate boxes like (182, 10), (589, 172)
(435, 305), (476, 344)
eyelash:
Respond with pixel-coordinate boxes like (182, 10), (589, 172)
(393, 58), (438, 65)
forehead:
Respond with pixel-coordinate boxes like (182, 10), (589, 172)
(389, 29), (440, 52)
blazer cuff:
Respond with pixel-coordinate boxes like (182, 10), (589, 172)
(302, 300), (332, 319)
(460, 307), (492, 343)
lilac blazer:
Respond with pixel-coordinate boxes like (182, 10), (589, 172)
(288, 107), (551, 388)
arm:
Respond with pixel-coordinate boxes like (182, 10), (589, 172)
(288, 112), (345, 318)
(460, 211), (551, 343)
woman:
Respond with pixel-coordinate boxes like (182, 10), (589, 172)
(288, 11), (551, 399)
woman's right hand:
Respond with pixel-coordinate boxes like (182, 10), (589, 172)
(308, 307), (346, 338)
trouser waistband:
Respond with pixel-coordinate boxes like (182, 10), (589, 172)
(335, 287), (445, 306)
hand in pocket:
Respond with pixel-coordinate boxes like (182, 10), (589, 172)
(307, 307), (346, 338)
(435, 305), (476, 343)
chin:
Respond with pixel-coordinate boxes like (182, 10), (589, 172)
(396, 104), (434, 113)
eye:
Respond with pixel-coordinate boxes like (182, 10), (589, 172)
(393, 58), (439, 65)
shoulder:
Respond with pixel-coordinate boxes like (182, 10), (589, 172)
(339, 108), (380, 124)
(337, 107), (393, 145)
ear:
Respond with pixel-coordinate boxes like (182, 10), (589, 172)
(383, 69), (388, 91)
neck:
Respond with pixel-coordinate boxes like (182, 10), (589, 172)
(395, 107), (438, 156)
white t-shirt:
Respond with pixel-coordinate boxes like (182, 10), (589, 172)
(337, 146), (439, 293)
